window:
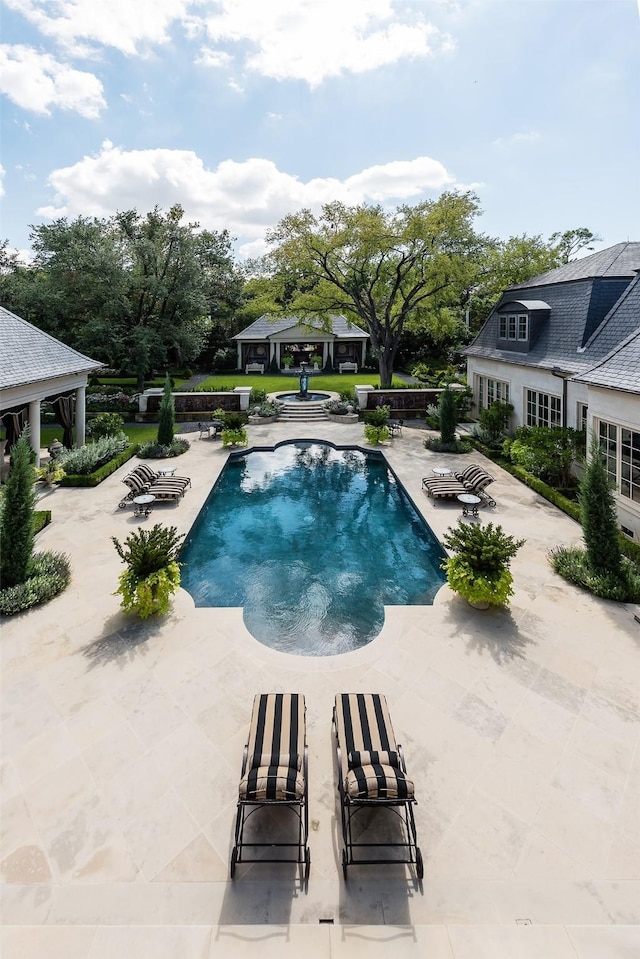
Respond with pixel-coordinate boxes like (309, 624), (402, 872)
(599, 421), (640, 504)
(476, 376), (510, 411)
(526, 389), (562, 427)
(499, 313), (528, 341)
(577, 403), (588, 433)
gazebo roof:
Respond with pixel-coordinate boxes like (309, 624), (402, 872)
(1, 306), (103, 392)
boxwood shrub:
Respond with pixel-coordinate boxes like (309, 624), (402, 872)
(59, 445), (138, 487)
(34, 511), (51, 534)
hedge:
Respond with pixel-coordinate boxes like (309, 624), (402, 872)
(470, 437), (640, 566)
(59, 445), (138, 488)
(34, 511), (51, 534)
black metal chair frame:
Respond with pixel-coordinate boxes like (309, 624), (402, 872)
(333, 697), (423, 880)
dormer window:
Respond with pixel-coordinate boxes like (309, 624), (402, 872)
(499, 314), (529, 341)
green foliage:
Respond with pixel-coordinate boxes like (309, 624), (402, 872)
(479, 401), (514, 441)
(219, 411), (247, 430)
(36, 461), (66, 484)
(157, 374), (175, 447)
(58, 433), (128, 474)
(87, 412), (125, 440)
(250, 387), (268, 404)
(581, 436), (621, 576)
(221, 427), (248, 447)
(549, 546), (640, 602)
(59, 445), (137, 487)
(439, 388), (457, 444)
(0, 433), (36, 588)
(364, 424), (390, 445)
(364, 405), (390, 427)
(34, 511), (52, 534)
(442, 520), (525, 607)
(137, 437), (190, 459)
(264, 192), (485, 387)
(112, 524), (183, 618)
(0, 551), (71, 616)
(505, 426), (582, 487)
(424, 437), (472, 454)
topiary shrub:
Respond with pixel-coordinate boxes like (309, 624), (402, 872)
(157, 374), (175, 447)
(581, 435), (621, 576)
(112, 524), (183, 618)
(439, 387), (457, 445)
(0, 432), (36, 589)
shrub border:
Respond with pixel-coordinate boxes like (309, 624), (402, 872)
(58, 445), (138, 488)
(34, 510), (51, 534)
(470, 438), (640, 565)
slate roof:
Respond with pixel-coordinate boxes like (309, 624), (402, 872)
(580, 271), (640, 358)
(509, 242), (640, 288)
(573, 328), (640, 393)
(466, 242), (640, 374)
(234, 314), (369, 340)
(1, 305), (103, 391)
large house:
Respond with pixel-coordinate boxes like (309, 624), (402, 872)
(233, 314), (369, 372)
(465, 242), (640, 540)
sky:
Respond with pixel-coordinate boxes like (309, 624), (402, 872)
(1, 0), (639, 262)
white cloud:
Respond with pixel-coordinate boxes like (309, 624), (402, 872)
(7, 0), (452, 85)
(0, 44), (105, 117)
(3, 0), (193, 57)
(36, 141), (456, 256)
(492, 130), (540, 148)
(200, 0), (451, 86)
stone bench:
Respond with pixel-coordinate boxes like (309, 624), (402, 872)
(338, 362), (358, 373)
(245, 362), (265, 374)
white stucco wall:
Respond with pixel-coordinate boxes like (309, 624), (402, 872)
(586, 385), (640, 540)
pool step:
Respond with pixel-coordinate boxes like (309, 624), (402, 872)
(278, 401), (329, 422)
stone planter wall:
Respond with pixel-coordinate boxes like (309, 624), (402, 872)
(326, 412), (359, 424)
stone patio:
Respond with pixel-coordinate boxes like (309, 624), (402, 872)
(1, 421), (639, 958)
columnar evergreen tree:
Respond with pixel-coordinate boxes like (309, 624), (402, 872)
(0, 432), (36, 588)
(439, 388), (457, 445)
(157, 374), (175, 448)
(581, 435), (621, 575)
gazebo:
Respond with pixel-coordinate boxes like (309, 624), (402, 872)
(1, 306), (103, 466)
(233, 314), (369, 372)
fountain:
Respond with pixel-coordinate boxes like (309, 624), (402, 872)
(298, 363), (310, 399)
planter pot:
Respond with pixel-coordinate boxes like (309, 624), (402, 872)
(468, 599), (491, 610)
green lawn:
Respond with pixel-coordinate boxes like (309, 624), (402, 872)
(97, 377), (187, 389)
(194, 373), (406, 393)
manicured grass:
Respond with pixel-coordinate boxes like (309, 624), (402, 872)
(194, 373), (405, 393)
(39, 424), (159, 450)
(97, 377), (187, 389)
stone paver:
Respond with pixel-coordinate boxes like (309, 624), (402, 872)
(1, 421), (638, 957)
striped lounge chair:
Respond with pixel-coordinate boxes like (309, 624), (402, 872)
(422, 463), (496, 507)
(230, 693), (310, 885)
(134, 463), (191, 490)
(333, 693), (423, 879)
(117, 470), (185, 508)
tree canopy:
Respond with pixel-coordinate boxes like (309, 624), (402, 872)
(1, 206), (243, 387)
(263, 192), (487, 386)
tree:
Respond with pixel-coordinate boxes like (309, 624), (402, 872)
(439, 388), (457, 444)
(549, 228), (601, 264)
(0, 432), (36, 589)
(157, 374), (175, 447)
(264, 192), (486, 387)
(581, 435), (621, 576)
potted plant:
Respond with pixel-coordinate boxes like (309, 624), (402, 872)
(112, 523), (184, 618)
(311, 354), (322, 370)
(220, 412), (248, 447)
(281, 355), (293, 369)
(363, 405), (391, 445)
(441, 520), (525, 609)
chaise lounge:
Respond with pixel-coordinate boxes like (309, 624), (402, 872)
(118, 470), (186, 508)
(422, 463), (496, 507)
(231, 693), (310, 886)
(333, 692), (423, 879)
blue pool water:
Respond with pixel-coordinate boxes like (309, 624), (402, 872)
(181, 441), (447, 655)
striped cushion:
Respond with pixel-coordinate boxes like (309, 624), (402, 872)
(251, 751), (302, 772)
(239, 765), (305, 801)
(247, 693), (305, 771)
(122, 473), (150, 495)
(345, 763), (414, 800)
(135, 464), (191, 489)
(348, 750), (399, 770)
(337, 693), (396, 756)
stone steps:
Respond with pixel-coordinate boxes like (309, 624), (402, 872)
(278, 401), (329, 422)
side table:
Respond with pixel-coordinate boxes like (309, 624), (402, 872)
(457, 493), (481, 517)
(132, 494), (156, 518)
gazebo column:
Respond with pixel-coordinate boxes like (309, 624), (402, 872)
(28, 399), (41, 466)
(75, 385), (87, 446)
(276, 343), (281, 366)
(237, 343), (242, 369)
(322, 343), (328, 366)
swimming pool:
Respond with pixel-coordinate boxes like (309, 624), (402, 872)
(181, 441), (447, 655)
